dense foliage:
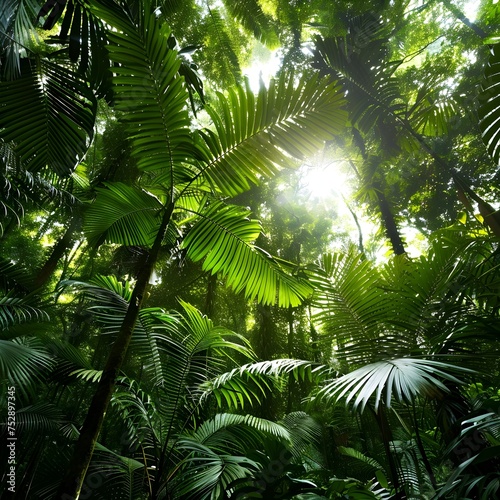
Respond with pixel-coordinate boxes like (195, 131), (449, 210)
(1, 1), (500, 499)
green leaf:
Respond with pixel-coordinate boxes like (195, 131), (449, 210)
(95, 0), (193, 183)
(182, 202), (314, 307)
(0, 59), (97, 175)
(84, 182), (163, 247)
(479, 43), (500, 165)
(195, 72), (346, 197)
(319, 358), (474, 412)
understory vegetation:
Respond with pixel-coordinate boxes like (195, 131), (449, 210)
(1, 0), (500, 498)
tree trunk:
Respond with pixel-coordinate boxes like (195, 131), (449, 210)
(440, 0), (488, 40)
(375, 187), (406, 255)
(33, 214), (81, 289)
(57, 204), (174, 500)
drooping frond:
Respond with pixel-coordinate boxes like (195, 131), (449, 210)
(188, 413), (291, 451)
(16, 401), (64, 433)
(0, 294), (49, 330)
(84, 182), (163, 247)
(182, 202), (314, 307)
(0, 0), (40, 79)
(0, 59), (97, 175)
(38, 0), (112, 98)
(479, 43), (500, 165)
(0, 338), (54, 400)
(175, 437), (259, 500)
(90, 0), (193, 184)
(201, 359), (326, 409)
(195, 72), (346, 196)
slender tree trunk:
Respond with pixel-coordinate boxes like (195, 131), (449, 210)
(287, 307), (294, 413)
(440, 0), (488, 40)
(372, 405), (406, 499)
(33, 214), (81, 289)
(374, 185), (406, 255)
(57, 203), (174, 500)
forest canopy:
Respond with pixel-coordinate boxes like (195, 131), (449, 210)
(1, 0), (500, 499)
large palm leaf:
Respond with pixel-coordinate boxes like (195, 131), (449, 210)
(317, 358), (474, 413)
(201, 359), (326, 410)
(309, 249), (396, 365)
(182, 202), (314, 306)
(84, 182), (164, 247)
(0, 58), (97, 175)
(194, 72), (346, 197)
(479, 43), (500, 165)
(89, 0), (193, 186)
(0, 0), (40, 79)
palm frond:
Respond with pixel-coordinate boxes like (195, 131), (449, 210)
(479, 43), (500, 165)
(313, 31), (405, 137)
(318, 358), (474, 413)
(90, 0), (193, 182)
(182, 202), (314, 307)
(309, 249), (396, 364)
(38, 0), (112, 97)
(222, 0), (279, 47)
(0, 0), (40, 79)
(410, 85), (458, 137)
(190, 413), (291, 450)
(86, 442), (147, 500)
(175, 438), (259, 500)
(84, 182), (163, 247)
(0, 294), (49, 330)
(15, 401), (64, 432)
(338, 446), (385, 473)
(0, 338), (54, 400)
(201, 359), (326, 409)
(0, 58), (97, 175)
(279, 411), (322, 459)
(191, 6), (242, 88)
(195, 72), (346, 196)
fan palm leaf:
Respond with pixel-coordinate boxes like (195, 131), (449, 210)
(318, 358), (474, 413)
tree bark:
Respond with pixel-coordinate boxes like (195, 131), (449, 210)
(374, 185), (406, 255)
(34, 215), (81, 289)
(56, 203), (174, 500)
